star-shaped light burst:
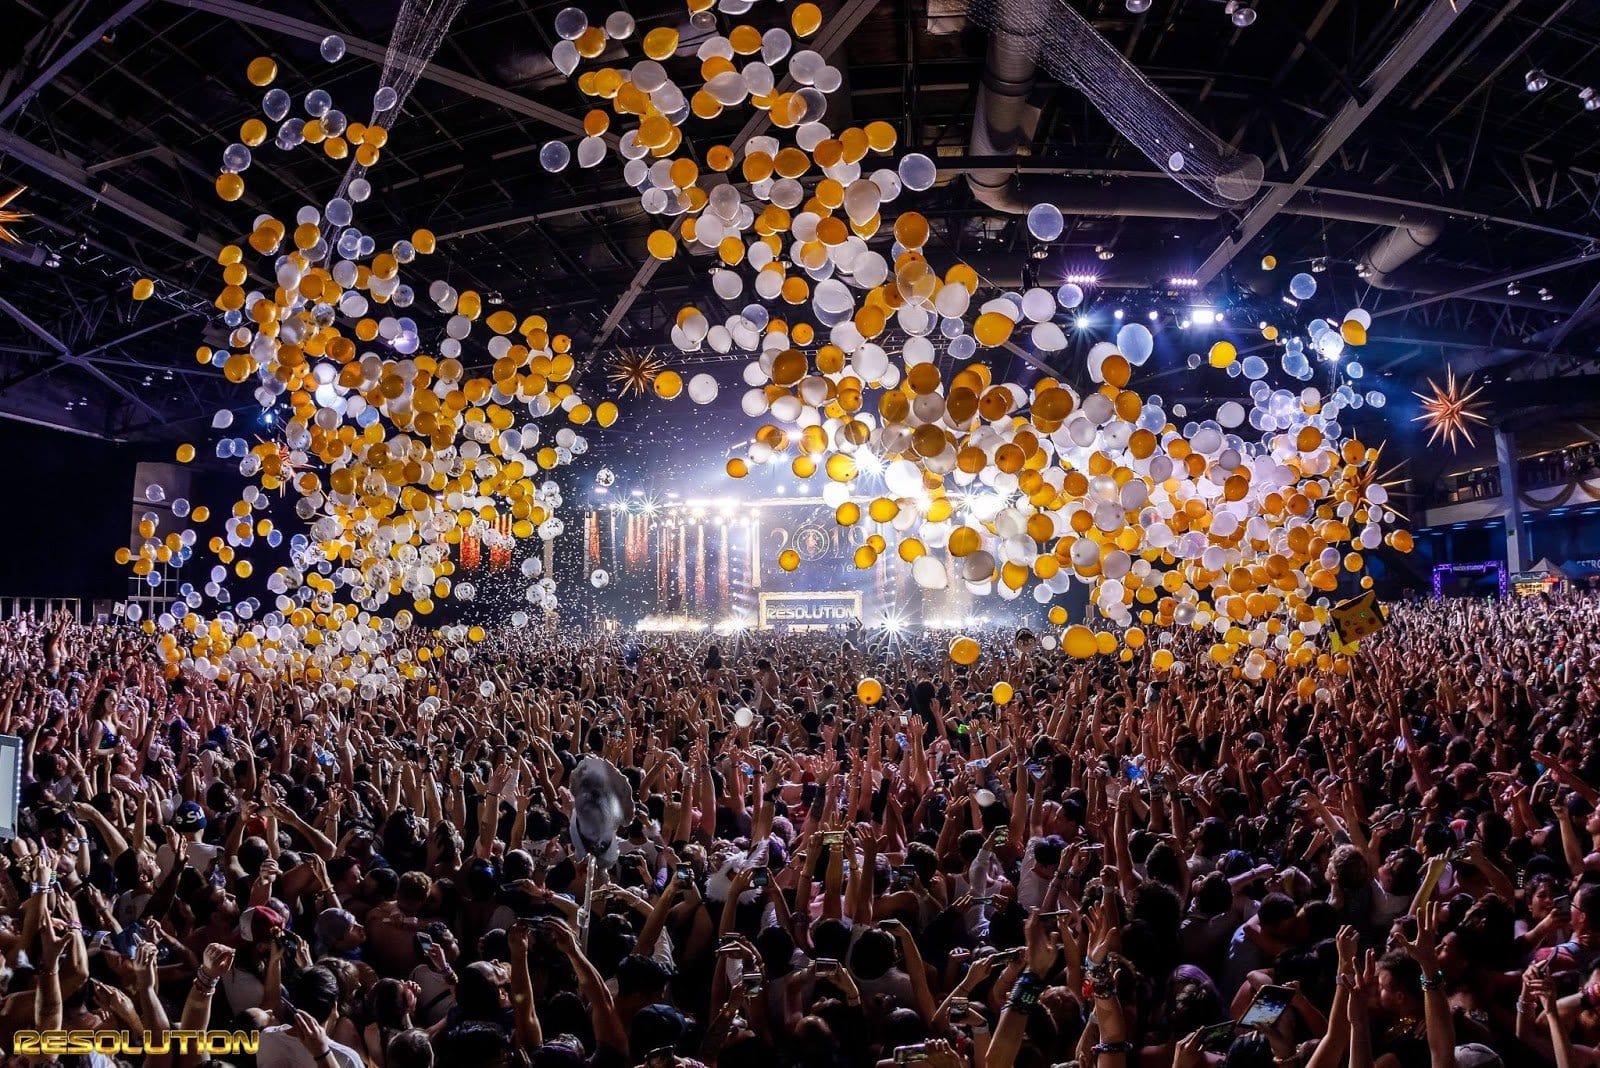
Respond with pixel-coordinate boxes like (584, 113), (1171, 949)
(1351, 442), (1414, 523)
(0, 186), (31, 244)
(606, 347), (666, 397)
(1412, 367), (1489, 452)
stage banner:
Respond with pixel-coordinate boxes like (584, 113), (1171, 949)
(758, 590), (862, 629)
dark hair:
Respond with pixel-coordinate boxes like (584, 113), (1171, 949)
(1258, 893), (1297, 928)
(436, 1021), (515, 1068)
(1033, 835), (1066, 870)
(615, 953), (672, 997)
(848, 928), (896, 981)
(1377, 949), (1423, 998)
(368, 978), (414, 1029)
(1195, 872), (1233, 916)
(386, 1029), (434, 1068)
(290, 966), (342, 1024)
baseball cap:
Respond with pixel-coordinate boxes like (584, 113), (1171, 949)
(630, 1004), (692, 1060)
(173, 801), (207, 831)
(239, 904), (287, 942)
(315, 907), (360, 948)
(1454, 1043), (1502, 1068)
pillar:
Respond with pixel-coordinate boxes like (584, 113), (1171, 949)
(1496, 426), (1527, 573)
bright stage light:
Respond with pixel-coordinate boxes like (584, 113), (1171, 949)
(856, 448), (886, 478)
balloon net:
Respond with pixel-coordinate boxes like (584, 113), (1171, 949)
(331, 0), (470, 204)
(964, 0), (1264, 207)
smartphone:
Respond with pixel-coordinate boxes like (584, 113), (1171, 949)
(893, 1045), (929, 1064)
(993, 828), (1009, 848)
(1448, 848), (1470, 864)
(1554, 895), (1572, 913)
(822, 830), (846, 847)
(675, 863), (693, 882)
(646, 1047), (676, 1068)
(415, 932), (435, 956)
(1240, 984), (1296, 1029)
(1196, 1020), (1240, 1050)
(989, 947), (1024, 964)
(1027, 761), (1045, 781)
(814, 957), (840, 975)
(948, 998), (970, 1023)
(741, 973), (763, 994)
(752, 868), (769, 888)
(894, 864), (918, 886)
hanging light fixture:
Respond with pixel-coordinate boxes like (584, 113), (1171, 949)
(1526, 68), (1550, 92)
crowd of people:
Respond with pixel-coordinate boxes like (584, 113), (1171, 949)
(4, 592), (1600, 1068)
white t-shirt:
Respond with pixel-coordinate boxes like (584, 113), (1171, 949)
(256, 1025), (364, 1068)
(157, 839), (222, 880)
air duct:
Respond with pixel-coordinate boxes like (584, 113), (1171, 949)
(963, 6), (1475, 300)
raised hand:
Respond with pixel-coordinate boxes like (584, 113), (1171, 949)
(1400, 900), (1441, 976)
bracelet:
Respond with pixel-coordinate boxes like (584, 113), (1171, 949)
(1419, 970), (1445, 991)
(1092, 1041), (1133, 1054)
(313, 1049), (335, 1062)
(1336, 973), (1357, 989)
(1517, 1000), (1539, 1015)
(194, 975), (219, 994)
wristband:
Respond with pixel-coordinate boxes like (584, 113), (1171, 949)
(1093, 1041), (1133, 1054)
(194, 974), (219, 994)
(1419, 970), (1445, 991)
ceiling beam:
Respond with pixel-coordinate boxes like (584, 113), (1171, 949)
(1192, 0), (1471, 287)
(589, 0), (884, 351)
(0, 128), (222, 257)
(0, 295), (165, 421)
(1530, 276), (1600, 352)
(164, 0), (593, 140)
(0, 0), (153, 125)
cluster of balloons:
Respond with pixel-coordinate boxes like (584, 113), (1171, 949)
(117, 48), (618, 686)
(113, 0), (1419, 688)
(524, 0), (1417, 671)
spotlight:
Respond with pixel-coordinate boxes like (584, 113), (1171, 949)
(1168, 276), (1198, 288)
(1507, 281), (1521, 296)
(1311, 258), (1327, 273)
(261, 409), (275, 425)
(1125, 0), (1151, 11)
(1540, 287), (1554, 301)
(1065, 272), (1099, 285)
(1096, 246), (1115, 261)
(1191, 307), (1216, 325)
(1074, 314), (1091, 330)
(1180, 319), (1191, 329)
(1582, 87), (1599, 111)
(1147, 310), (1159, 321)
(1113, 308), (1125, 321)
(1228, 2), (1256, 27)
(1031, 244), (1049, 260)
(1526, 68), (1550, 93)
